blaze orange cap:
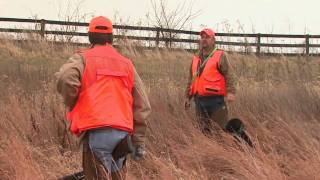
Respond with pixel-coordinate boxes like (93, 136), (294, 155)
(200, 28), (215, 38)
(89, 16), (113, 34)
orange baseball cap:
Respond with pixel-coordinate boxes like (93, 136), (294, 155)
(89, 16), (113, 34)
(200, 28), (215, 37)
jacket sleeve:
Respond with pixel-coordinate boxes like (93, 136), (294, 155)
(55, 53), (84, 110)
(218, 53), (237, 94)
(132, 68), (152, 147)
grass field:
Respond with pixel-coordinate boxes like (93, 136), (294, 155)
(0, 38), (319, 180)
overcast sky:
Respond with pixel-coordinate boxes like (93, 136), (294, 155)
(1, 0), (319, 34)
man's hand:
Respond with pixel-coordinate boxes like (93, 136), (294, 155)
(133, 145), (146, 161)
(226, 93), (236, 102)
(184, 99), (191, 110)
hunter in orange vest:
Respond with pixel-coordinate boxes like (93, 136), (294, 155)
(56, 16), (151, 180)
(67, 43), (135, 135)
(185, 28), (237, 135)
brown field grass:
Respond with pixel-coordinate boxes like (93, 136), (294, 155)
(0, 38), (319, 180)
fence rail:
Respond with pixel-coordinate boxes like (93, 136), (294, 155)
(1, 17), (320, 55)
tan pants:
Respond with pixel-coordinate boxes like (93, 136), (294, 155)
(82, 135), (127, 180)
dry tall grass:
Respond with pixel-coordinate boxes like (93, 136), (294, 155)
(0, 38), (319, 180)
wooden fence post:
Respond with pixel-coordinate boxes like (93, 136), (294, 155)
(40, 19), (46, 38)
(155, 28), (160, 48)
(305, 34), (310, 56)
(256, 33), (261, 55)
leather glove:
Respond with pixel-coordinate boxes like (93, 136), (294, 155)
(132, 145), (146, 160)
(184, 98), (191, 110)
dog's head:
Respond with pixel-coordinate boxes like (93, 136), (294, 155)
(225, 118), (245, 134)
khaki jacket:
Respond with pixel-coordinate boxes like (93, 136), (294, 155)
(55, 47), (151, 146)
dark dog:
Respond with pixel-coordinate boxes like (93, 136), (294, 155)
(225, 118), (254, 148)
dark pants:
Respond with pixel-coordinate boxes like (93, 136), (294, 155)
(194, 95), (228, 135)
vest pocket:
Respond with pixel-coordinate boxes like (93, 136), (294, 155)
(203, 75), (222, 95)
(205, 87), (219, 92)
(96, 69), (128, 78)
(204, 75), (221, 82)
(96, 69), (129, 88)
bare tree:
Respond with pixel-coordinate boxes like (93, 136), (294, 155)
(150, 0), (201, 48)
(55, 0), (93, 43)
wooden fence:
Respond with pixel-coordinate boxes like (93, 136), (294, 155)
(1, 17), (320, 55)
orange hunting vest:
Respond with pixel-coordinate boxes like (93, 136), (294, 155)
(189, 50), (227, 97)
(67, 45), (135, 135)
